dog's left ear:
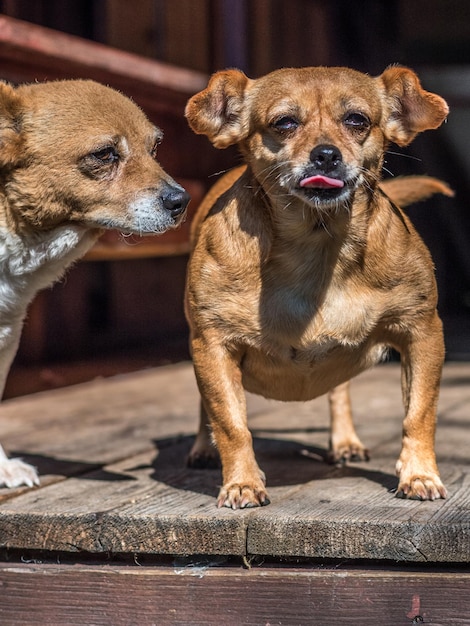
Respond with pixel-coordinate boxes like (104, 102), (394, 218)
(378, 67), (448, 146)
(0, 82), (24, 166)
(185, 69), (252, 148)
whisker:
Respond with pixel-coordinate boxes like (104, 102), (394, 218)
(208, 168), (232, 178)
(386, 150), (423, 163)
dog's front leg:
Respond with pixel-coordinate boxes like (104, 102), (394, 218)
(0, 324), (40, 488)
(395, 312), (446, 500)
(192, 336), (269, 509)
(327, 382), (369, 464)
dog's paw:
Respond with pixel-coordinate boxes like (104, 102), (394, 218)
(0, 457), (40, 489)
(395, 459), (446, 500)
(187, 438), (221, 469)
(217, 482), (270, 509)
(328, 440), (370, 465)
(396, 475), (447, 500)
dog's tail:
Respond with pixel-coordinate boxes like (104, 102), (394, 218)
(380, 176), (454, 207)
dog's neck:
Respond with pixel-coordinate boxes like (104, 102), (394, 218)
(244, 171), (385, 290)
(1, 192), (67, 239)
(0, 222), (96, 277)
(0, 196), (98, 284)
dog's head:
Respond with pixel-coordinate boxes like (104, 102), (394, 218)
(185, 66), (448, 210)
(0, 79), (189, 234)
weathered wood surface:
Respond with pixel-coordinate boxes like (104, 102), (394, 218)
(0, 560), (469, 626)
(0, 361), (469, 562)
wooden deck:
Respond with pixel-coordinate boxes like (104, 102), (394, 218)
(0, 361), (469, 624)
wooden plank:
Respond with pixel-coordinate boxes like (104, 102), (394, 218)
(0, 363), (469, 561)
(0, 447), (249, 555)
(247, 462), (470, 561)
(0, 561), (469, 626)
(246, 363), (470, 561)
(0, 363), (199, 459)
(0, 363), (200, 501)
(0, 425), (467, 561)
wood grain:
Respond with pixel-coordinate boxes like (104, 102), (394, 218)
(0, 362), (469, 562)
(0, 561), (469, 626)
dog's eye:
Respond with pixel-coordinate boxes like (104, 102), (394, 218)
(272, 116), (299, 133)
(150, 130), (163, 159)
(91, 147), (119, 163)
(343, 112), (370, 131)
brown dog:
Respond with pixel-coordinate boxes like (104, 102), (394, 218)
(185, 65), (450, 509)
(0, 79), (189, 488)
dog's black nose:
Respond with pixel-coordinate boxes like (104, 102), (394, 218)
(310, 144), (342, 173)
(162, 188), (191, 217)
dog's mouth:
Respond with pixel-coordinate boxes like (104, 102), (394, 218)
(297, 174), (352, 203)
(299, 174), (345, 190)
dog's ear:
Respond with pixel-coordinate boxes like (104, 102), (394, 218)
(0, 82), (24, 166)
(185, 69), (251, 148)
(378, 67), (448, 146)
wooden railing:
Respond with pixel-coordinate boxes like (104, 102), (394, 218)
(0, 15), (232, 259)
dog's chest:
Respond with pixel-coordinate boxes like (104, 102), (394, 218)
(241, 282), (386, 401)
(260, 276), (380, 355)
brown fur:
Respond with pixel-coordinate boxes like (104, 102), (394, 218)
(184, 66), (450, 509)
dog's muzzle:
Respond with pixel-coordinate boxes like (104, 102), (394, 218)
(297, 143), (353, 203)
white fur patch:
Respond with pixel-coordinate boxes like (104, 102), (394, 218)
(0, 445), (39, 488)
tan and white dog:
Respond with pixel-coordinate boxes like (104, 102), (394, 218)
(0, 79), (189, 488)
(185, 65), (450, 509)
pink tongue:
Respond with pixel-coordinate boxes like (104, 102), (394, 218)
(300, 175), (344, 189)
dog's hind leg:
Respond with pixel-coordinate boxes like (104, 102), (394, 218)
(395, 311), (446, 500)
(327, 381), (370, 464)
(187, 400), (221, 469)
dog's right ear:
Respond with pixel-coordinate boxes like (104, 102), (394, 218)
(378, 67), (449, 146)
(0, 82), (24, 167)
(185, 69), (251, 148)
